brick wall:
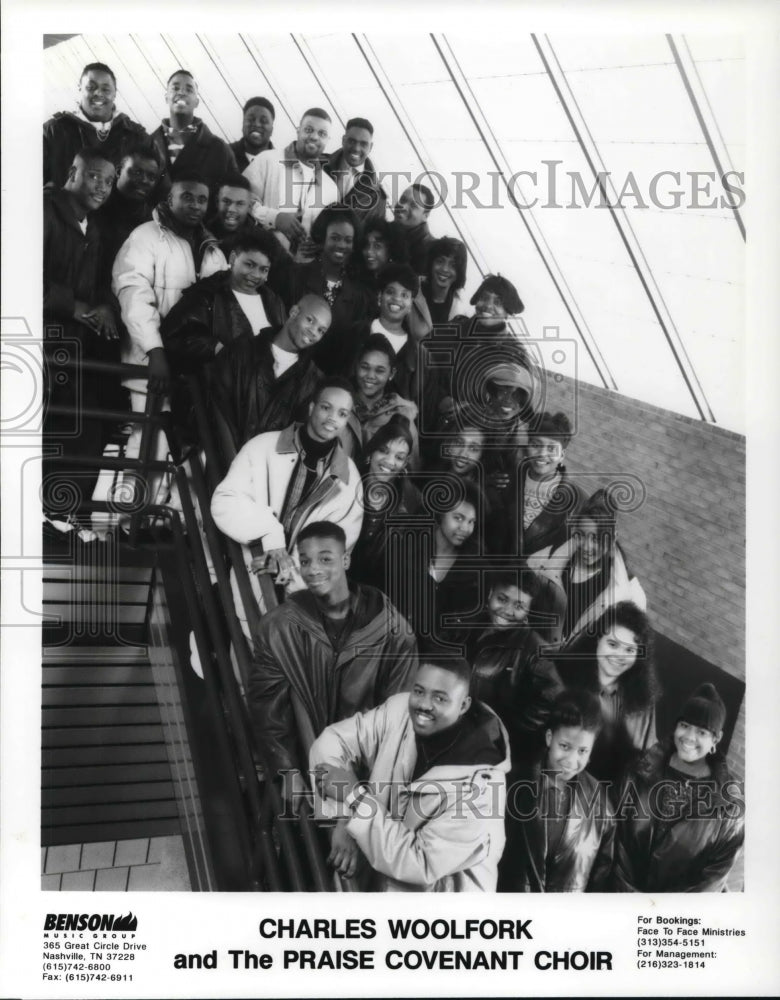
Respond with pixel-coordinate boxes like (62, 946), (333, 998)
(540, 372), (746, 783)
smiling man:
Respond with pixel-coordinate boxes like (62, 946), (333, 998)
(230, 96), (275, 170)
(242, 106), (339, 261)
(392, 184), (437, 275)
(43, 149), (120, 536)
(310, 656), (510, 890)
(208, 292), (332, 451)
(98, 143), (163, 266)
(323, 116), (388, 226)
(150, 69), (237, 200)
(44, 62), (149, 188)
(211, 376), (364, 593)
(246, 520), (416, 799)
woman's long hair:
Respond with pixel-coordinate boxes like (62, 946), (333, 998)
(428, 475), (488, 556)
(355, 218), (409, 285)
(570, 601), (660, 713)
(423, 236), (468, 315)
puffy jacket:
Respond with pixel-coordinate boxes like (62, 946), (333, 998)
(210, 422), (363, 552)
(43, 110), (148, 188)
(612, 739), (744, 892)
(310, 694), (511, 891)
(160, 270), (286, 373)
(249, 585), (417, 772)
(112, 207), (227, 380)
(209, 328), (322, 451)
(501, 757), (615, 892)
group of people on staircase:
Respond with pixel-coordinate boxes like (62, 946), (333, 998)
(43, 60), (743, 893)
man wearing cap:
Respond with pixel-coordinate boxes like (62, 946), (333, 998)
(230, 97), (275, 170)
(44, 62), (149, 188)
(242, 106), (339, 263)
(323, 117), (388, 226)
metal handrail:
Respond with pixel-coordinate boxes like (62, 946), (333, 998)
(43, 355), (335, 889)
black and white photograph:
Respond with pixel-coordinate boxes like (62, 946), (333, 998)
(1, 2), (779, 997)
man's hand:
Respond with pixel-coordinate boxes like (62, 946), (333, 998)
(313, 764), (359, 804)
(328, 818), (361, 879)
(251, 547), (297, 585)
(146, 347), (170, 395)
(274, 212), (306, 241)
(81, 304), (119, 340)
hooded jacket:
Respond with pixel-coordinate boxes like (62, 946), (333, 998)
(612, 739), (744, 892)
(112, 206), (227, 384)
(249, 585), (417, 773)
(502, 755), (615, 892)
(323, 150), (388, 227)
(43, 109), (149, 188)
(310, 693), (511, 891)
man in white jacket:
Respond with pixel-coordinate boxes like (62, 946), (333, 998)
(243, 107), (339, 263)
(210, 376), (363, 586)
(310, 657), (510, 892)
(111, 171), (227, 514)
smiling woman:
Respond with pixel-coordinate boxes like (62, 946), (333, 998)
(555, 602), (660, 789)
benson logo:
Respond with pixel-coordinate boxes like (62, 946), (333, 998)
(44, 913), (138, 932)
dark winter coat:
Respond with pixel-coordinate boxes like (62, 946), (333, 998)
(44, 188), (111, 326)
(348, 478), (424, 592)
(150, 118), (237, 198)
(248, 584), (418, 773)
(43, 110), (149, 188)
(612, 739), (744, 892)
(467, 627), (563, 761)
(323, 150), (389, 227)
(501, 756), (615, 892)
(276, 261), (373, 375)
(209, 327), (322, 452)
(394, 220), (435, 276)
(160, 270), (286, 373)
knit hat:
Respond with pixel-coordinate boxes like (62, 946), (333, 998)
(469, 274), (524, 315)
(679, 683), (727, 735)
